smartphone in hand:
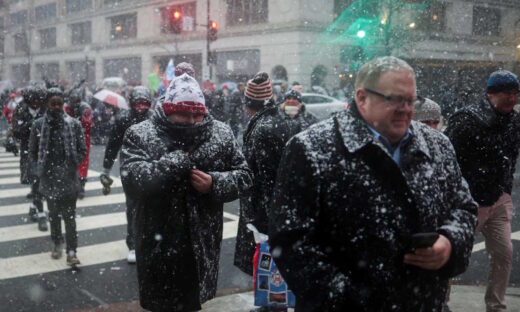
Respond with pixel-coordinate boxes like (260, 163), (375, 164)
(408, 232), (439, 251)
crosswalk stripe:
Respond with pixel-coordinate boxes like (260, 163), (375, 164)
(0, 168), (20, 176)
(0, 212), (128, 242)
(0, 176), (23, 185)
(0, 193), (126, 217)
(0, 220), (239, 280)
(0, 157), (19, 161)
(0, 161), (19, 168)
(0, 210), (239, 243)
(0, 178), (123, 200)
(0, 151), (241, 279)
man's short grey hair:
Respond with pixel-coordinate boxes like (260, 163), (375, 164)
(355, 56), (415, 90)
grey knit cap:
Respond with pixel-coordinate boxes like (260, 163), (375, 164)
(414, 98), (441, 122)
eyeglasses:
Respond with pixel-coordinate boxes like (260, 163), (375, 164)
(365, 88), (423, 107)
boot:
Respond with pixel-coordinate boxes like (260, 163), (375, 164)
(51, 243), (64, 259)
(66, 251), (81, 268)
(78, 178), (87, 200)
(38, 213), (48, 232)
(28, 204), (38, 222)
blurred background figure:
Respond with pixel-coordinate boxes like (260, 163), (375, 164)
(413, 97), (442, 130)
(65, 88), (93, 199)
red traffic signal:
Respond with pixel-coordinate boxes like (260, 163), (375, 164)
(170, 9), (183, 34)
(208, 20), (218, 41)
(172, 10), (182, 20)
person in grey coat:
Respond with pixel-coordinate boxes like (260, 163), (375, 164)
(269, 56), (478, 311)
(29, 88), (87, 267)
(120, 74), (252, 312)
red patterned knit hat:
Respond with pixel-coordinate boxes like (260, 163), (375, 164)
(163, 73), (206, 115)
(245, 72), (272, 101)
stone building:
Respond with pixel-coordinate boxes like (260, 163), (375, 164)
(0, 0), (518, 105)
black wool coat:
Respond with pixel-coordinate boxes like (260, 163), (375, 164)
(445, 97), (520, 206)
(269, 105), (477, 311)
(120, 108), (252, 312)
(234, 105), (295, 275)
(11, 103), (46, 184)
(102, 108), (152, 171)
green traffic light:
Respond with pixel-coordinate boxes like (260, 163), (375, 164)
(357, 30), (366, 38)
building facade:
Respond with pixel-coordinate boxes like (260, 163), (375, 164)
(0, 0), (518, 103)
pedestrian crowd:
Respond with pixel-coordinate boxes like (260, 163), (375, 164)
(2, 56), (520, 312)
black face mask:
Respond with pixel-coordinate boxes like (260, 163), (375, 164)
(48, 109), (63, 119)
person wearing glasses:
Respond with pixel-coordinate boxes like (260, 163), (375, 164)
(445, 70), (520, 312)
(268, 56), (477, 311)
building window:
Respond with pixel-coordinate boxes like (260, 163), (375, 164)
(104, 57), (141, 84)
(11, 64), (30, 88)
(14, 32), (28, 53)
(35, 3), (57, 23)
(417, 3), (446, 34)
(36, 63), (59, 82)
(105, 0), (127, 7)
(159, 2), (196, 34)
(226, 0), (268, 26)
(67, 60), (95, 86)
(66, 0), (92, 14)
(70, 22), (91, 45)
(39, 28), (56, 49)
(110, 13), (137, 40)
(473, 6), (500, 36)
(10, 10), (27, 27)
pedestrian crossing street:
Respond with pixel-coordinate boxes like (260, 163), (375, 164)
(0, 150), (239, 280)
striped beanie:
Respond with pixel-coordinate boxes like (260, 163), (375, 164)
(163, 73), (206, 115)
(245, 72), (273, 102)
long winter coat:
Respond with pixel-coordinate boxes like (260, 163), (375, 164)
(120, 107), (252, 312)
(269, 105), (478, 311)
(65, 102), (92, 179)
(102, 108), (152, 171)
(445, 97), (520, 206)
(234, 104), (294, 275)
(28, 113), (87, 199)
(11, 103), (46, 184)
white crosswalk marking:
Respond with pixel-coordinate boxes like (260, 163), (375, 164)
(0, 149), (239, 280)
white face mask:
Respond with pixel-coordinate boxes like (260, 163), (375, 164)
(284, 105), (300, 117)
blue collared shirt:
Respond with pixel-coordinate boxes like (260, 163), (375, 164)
(367, 126), (413, 168)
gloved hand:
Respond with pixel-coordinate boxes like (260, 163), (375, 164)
(100, 168), (113, 195)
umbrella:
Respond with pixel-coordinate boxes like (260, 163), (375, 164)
(93, 89), (128, 109)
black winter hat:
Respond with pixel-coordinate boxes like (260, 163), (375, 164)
(68, 89), (82, 102)
(46, 87), (63, 100)
(284, 89), (302, 103)
(487, 70), (520, 94)
(129, 86), (152, 105)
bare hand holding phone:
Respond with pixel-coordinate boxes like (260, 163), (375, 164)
(403, 234), (452, 270)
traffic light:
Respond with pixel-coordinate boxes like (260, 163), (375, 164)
(208, 20), (218, 41)
(170, 9), (182, 34)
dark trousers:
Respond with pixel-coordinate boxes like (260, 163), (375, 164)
(32, 180), (44, 213)
(126, 195), (137, 250)
(47, 194), (78, 253)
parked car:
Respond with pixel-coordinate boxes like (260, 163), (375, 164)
(301, 93), (348, 120)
